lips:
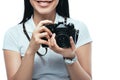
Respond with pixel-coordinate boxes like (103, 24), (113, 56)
(36, 0), (52, 7)
(36, 0), (52, 3)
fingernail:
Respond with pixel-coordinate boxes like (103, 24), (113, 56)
(53, 33), (56, 36)
(70, 36), (72, 39)
(50, 33), (52, 37)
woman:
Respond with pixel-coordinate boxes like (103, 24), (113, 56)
(3, 0), (92, 80)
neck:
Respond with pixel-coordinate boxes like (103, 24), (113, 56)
(33, 11), (56, 26)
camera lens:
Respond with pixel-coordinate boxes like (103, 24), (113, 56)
(56, 34), (70, 48)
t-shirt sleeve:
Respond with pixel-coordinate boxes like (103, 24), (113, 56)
(75, 21), (92, 48)
(3, 28), (19, 52)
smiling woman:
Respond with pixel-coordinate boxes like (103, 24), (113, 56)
(3, 0), (92, 80)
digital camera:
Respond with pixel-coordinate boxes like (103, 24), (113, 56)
(42, 22), (79, 48)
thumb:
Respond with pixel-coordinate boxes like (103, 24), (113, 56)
(70, 36), (76, 50)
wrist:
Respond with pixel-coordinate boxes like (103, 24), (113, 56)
(62, 52), (76, 59)
(63, 55), (77, 65)
(25, 48), (36, 56)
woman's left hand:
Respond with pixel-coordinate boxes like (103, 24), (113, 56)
(49, 33), (77, 58)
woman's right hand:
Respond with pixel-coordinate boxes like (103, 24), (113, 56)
(27, 20), (53, 55)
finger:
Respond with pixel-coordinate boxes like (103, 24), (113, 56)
(40, 26), (52, 36)
(48, 38), (51, 47)
(50, 33), (56, 47)
(50, 33), (59, 48)
(39, 39), (49, 46)
(33, 36), (49, 45)
(38, 32), (51, 39)
(36, 20), (53, 35)
(37, 20), (53, 28)
(70, 36), (76, 50)
(53, 34), (63, 49)
(49, 34), (63, 52)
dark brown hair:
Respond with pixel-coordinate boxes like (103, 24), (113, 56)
(20, 0), (70, 23)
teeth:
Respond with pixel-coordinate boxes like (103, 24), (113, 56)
(37, 1), (51, 3)
(37, 0), (52, 3)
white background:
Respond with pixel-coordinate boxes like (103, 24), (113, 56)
(0, 0), (120, 80)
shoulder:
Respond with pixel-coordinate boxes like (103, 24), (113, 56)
(67, 18), (87, 29)
(57, 14), (86, 29)
(3, 24), (23, 52)
(5, 24), (23, 36)
(67, 18), (90, 36)
(67, 18), (92, 47)
(4, 23), (23, 43)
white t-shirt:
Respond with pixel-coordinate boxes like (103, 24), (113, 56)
(3, 14), (92, 80)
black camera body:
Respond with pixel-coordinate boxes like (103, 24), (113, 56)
(42, 22), (79, 48)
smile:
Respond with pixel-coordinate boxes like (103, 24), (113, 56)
(36, 0), (52, 3)
(36, 0), (52, 7)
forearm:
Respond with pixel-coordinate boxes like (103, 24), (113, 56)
(12, 52), (35, 80)
(66, 60), (91, 80)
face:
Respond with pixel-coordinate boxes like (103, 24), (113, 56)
(30, 0), (59, 15)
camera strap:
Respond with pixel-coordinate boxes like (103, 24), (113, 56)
(22, 22), (47, 56)
(64, 17), (67, 25)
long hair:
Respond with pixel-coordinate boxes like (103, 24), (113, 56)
(20, 0), (70, 24)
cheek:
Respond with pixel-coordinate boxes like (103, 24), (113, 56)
(29, 0), (33, 5)
(53, 0), (59, 9)
(56, 0), (59, 6)
(29, 0), (35, 8)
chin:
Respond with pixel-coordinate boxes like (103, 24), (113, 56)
(37, 9), (56, 15)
